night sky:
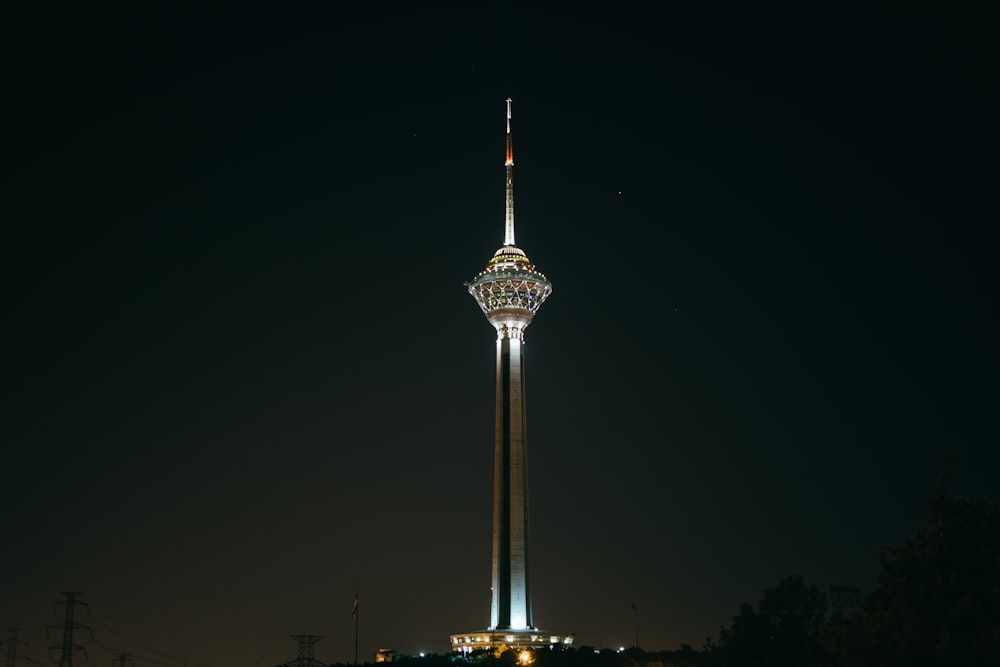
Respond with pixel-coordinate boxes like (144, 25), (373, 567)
(4, 5), (997, 666)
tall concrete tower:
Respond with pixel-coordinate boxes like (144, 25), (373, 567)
(450, 100), (573, 654)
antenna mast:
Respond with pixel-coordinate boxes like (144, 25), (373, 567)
(504, 98), (515, 247)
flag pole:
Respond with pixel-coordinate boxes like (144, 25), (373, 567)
(632, 601), (639, 649)
(352, 591), (359, 666)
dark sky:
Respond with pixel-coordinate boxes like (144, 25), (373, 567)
(3, 4), (997, 665)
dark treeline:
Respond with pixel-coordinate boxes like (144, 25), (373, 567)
(344, 462), (999, 667)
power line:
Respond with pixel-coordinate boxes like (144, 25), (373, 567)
(90, 618), (217, 667)
(88, 638), (180, 667)
(89, 622), (175, 663)
(87, 636), (121, 657)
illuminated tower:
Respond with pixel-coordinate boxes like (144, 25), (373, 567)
(450, 100), (573, 654)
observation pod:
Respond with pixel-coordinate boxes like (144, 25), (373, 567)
(468, 244), (553, 339)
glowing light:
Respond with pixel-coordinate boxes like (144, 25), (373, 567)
(518, 650), (533, 665)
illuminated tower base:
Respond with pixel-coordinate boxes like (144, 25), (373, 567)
(449, 100), (572, 654)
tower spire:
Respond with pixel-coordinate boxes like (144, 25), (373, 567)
(504, 97), (515, 247)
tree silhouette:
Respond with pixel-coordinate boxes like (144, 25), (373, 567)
(711, 574), (828, 667)
(839, 461), (1000, 666)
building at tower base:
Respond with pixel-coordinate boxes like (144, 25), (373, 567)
(449, 631), (574, 655)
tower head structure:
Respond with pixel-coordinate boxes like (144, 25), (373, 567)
(452, 99), (571, 655)
(468, 98), (553, 340)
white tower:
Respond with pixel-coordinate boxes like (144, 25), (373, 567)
(450, 99), (572, 654)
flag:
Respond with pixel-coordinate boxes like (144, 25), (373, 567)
(351, 594), (358, 620)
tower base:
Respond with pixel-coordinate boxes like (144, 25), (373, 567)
(449, 630), (574, 655)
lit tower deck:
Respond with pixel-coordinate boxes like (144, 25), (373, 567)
(450, 99), (573, 654)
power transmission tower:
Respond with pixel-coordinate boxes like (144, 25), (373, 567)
(47, 592), (92, 667)
(3, 628), (28, 667)
(276, 636), (326, 667)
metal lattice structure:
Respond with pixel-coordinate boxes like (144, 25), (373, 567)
(4, 628), (26, 667)
(47, 592), (92, 667)
(278, 636), (326, 667)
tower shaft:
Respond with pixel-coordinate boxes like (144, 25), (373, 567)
(491, 333), (531, 630)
